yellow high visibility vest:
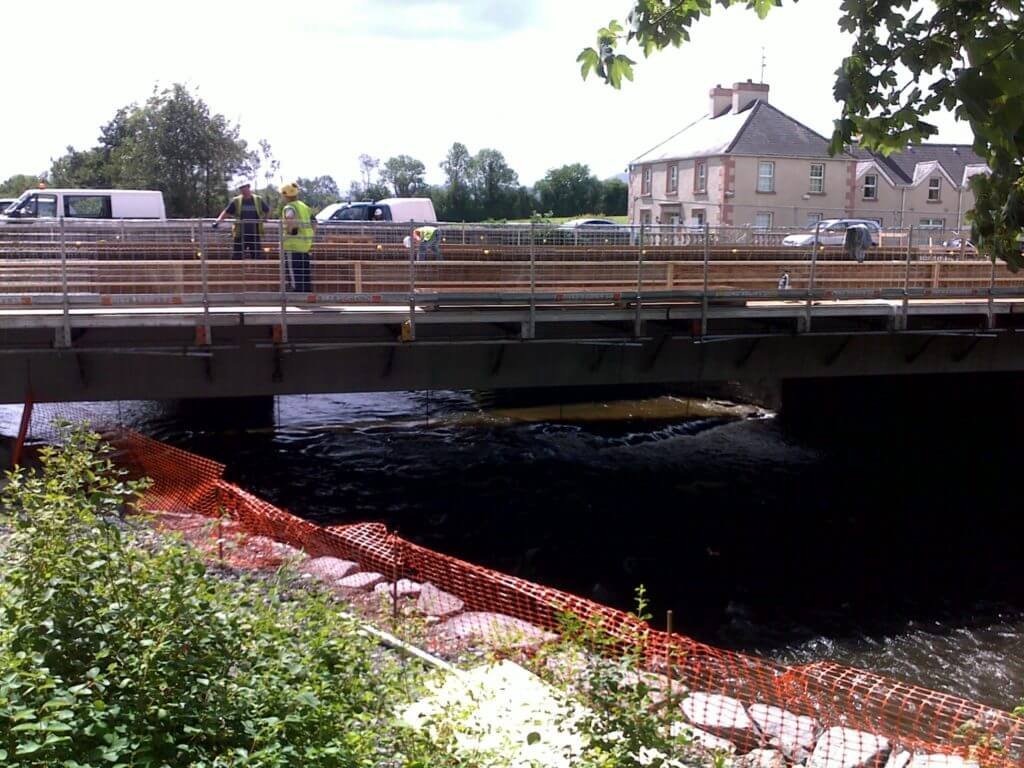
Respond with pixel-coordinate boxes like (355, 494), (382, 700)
(231, 194), (266, 238)
(282, 200), (314, 253)
(414, 226), (437, 242)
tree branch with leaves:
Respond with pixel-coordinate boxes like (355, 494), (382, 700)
(581, 1), (1024, 267)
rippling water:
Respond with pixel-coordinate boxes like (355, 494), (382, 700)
(3, 390), (1022, 710)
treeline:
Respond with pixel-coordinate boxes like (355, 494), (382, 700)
(1, 83), (627, 221)
(350, 145), (626, 221)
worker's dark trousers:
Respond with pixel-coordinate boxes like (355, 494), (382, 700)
(285, 251), (311, 293)
(232, 226), (261, 259)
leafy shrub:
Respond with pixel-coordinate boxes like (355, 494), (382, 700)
(535, 586), (697, 768)
(0, 425), (454, 767)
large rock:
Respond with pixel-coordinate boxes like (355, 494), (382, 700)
(373, 578), (423, 599)
(887, 755), (979, 768)
(680, 693), (759, 750)
(748, 703), (820, 760)
(736, 749), (787, 768)
(809, 727), (890, 768)
(300, 556), (358, 582)
(416, 582), (465, 618)
(335, 571), (385, 592)
(439, 612), (558, 649)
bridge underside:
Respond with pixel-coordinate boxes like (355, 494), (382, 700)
(2, 301), (1024, 403)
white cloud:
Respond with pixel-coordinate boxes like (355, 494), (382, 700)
(0, 0), (974, 195)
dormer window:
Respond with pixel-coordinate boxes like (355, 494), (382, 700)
(928, 177), (941, 201)
(863, 174), (878, 200)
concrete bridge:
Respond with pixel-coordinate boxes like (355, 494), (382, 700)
(2, 220), (1023, 404)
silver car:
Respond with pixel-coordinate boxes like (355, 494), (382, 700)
(783, 219), (882, 247)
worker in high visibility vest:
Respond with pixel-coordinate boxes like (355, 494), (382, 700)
(403, 225), (441, 261)
(212, 182), (270, 259)
(280, 182), (314, 292)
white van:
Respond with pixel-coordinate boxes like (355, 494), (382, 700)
(375, 197), (436, 223)
(316, 197), (437, 225)
(0, 189), (167, 221)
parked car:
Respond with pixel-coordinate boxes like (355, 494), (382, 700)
(557, 217), (620, 230)
(941, 236), (978, 254)
(315, 201), (375, 223)
(557, 217), (633, 245)
(0, 189), (166, 221)
(782, 219), (882, 247)
(316, 198), (437, 225)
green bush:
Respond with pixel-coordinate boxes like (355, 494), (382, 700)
(0, 425), (454, 767)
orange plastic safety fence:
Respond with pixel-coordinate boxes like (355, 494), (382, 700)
(23, 417), (1024, 767)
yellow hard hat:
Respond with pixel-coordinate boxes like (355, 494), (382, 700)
(281, 182), (299, 197)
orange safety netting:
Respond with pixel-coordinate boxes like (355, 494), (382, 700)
(13, 412), (1024, 766)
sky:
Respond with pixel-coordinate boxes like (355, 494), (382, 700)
(1, 0), (972, 190)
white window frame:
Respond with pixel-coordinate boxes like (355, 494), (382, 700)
(809, 163), (825, 194)
(863, 174), (878, 200)
(640, 210), (652, 226)
(806, 212), (823, 227)
(667, 164), (678, 194)
(694, 160), (707, 193)
(692, 208), (706, 226)
(919, 217), (945, 229)
(641, 166), (652, 195)
(757, 161), (775, 193)
(928, 177), (941, 201)
(754, 211), (773, 230)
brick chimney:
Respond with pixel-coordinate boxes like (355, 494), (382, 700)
(709, 84), (733, 117)
(732, 79), (769, 112)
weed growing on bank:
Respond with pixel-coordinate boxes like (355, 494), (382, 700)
(532, 586), (704, 768)
(0, 426), (464, 767)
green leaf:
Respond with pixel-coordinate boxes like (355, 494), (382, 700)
(526, 731), (541, 745)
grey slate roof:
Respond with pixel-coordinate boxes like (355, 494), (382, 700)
(726, 101), (840, 158)
(850, 144), (985, 184)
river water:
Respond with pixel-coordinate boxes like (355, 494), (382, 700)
(3, 390), (1022, 711)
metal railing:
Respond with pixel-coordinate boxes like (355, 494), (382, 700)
(0, 220), (1016, 317)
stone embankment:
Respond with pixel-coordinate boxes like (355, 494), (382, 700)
(146, 508), (981, 768)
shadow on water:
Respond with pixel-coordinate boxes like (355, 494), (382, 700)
(4, 381), (1022, 709)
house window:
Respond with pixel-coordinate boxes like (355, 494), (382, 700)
(757, 161), (775, 193)
(667, 212), (681, 226)
(692, 209), (706, 226)
(667, 164), (678, 194)
(928, 177), (941, 201)
(640, 210), (652, 226)
(919, 217), (945, 229)
(863, 174), (877, 200)
(641, 167), (652, 195)
(806, 212), (823, 227)
(694, 160), (707, 193)
(754, 211), (773, 230)
(809, 163), (825, 194)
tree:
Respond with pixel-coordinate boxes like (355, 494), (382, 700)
(50, 84), (259, 217)
(535, 163), (603, 217)
(381, 155), (427, 197)
(295, 175), (340, 212)
(581, 2), (1024, 267)
(440, 142), (474, 220)
(600, 177), (628, 216)
(470, 148), (520, 219)
(0, 174), (47, 198)
(358, 154), (379, 188)
(347, 180), (391, 203)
